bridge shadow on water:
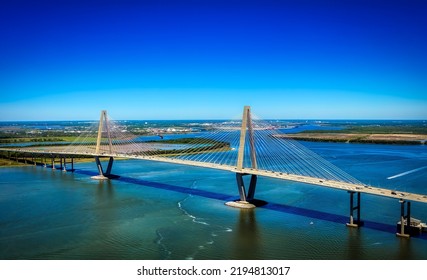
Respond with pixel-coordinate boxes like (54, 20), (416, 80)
(74, 169), (427, 240)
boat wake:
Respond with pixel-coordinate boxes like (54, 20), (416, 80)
(387, 166), (427, 179)
(177, 182), (210, 226)
(155, 229), (172, 259)
(177, 180), (233, 259)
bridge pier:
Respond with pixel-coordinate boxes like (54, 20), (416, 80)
(396, 199), (411, 238)
(226, 173), (258, 209)
(237, 173), (257, 201)
(51, 157), (56, 169)
(346, 191), (363, 228)
(58, 156), (74, 172)
(92, 156), (115, 180)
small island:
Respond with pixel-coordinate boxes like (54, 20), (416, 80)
(279, 124), (427, 145)
(281, 133), (426, 145)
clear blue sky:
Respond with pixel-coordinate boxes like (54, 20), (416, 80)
(1, 0), (426, 121)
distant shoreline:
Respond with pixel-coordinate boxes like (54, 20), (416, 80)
(279, 133), (427, 145)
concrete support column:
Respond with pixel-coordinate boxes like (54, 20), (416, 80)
(62, 157), (67, 172)
(95, 156), (104, 176)
(105, 157), (114, 176)
(247, 174), (257, 201)
(92, 156), (115, 180)
(346, 191), (363, 227)
(396, 199), (411, 238)
(235, 173), (258, 202)
(236, 173), (247, 201)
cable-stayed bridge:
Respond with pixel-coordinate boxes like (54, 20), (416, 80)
(1, 106), (426, 237)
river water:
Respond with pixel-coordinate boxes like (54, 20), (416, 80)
(0, 141), (426, 259)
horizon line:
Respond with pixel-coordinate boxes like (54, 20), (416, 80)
(0, 118), (426, 123)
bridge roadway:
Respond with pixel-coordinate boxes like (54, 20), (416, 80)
(2, 147), (427, 204)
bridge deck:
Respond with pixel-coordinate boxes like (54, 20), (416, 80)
(2, 147), (427, 204)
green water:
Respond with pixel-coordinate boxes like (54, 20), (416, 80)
(0, 142), (426, 259)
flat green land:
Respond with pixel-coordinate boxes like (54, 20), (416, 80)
(284, 133), (426, 144)
(309, 125), (427, 135)
(0, 136), (88, 144)
(143, 137), (230, 156)
(0, 158), (27, 167)
(146, 137), (224, 144)
(0, 137), (230, 166)
(283, 124), (427, 145)
(0, 137), (64, 144)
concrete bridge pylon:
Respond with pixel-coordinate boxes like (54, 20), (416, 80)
(93, 110), (116, 180)
(227, 105), (259, 208)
